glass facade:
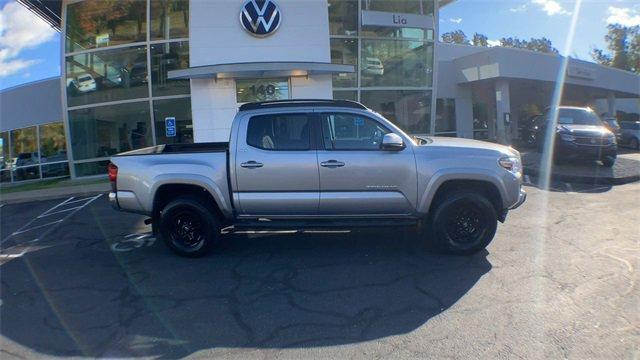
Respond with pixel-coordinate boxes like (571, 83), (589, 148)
(64, 0), (192, 177)
(435, 98), (456, 135)
(0, 122), (70, 183)
(329, 0), (436, 134)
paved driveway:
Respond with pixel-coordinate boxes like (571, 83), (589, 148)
(0, 182), (638, 359)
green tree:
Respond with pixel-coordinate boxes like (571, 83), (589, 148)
(472, 32), (488, 47)
(441, 30), (469, 45)
(591, 24), (639, 74)
(498, 36), (558, 54)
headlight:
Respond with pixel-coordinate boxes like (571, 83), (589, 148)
(499, 156), (522, 177)
(560, 133), (576, 141)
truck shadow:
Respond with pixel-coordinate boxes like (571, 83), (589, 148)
(0, 208), (491, 357)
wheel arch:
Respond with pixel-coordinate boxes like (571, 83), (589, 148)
(418, 170), (507, 220)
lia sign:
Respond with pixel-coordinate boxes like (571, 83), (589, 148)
(361, 10), (433, 29)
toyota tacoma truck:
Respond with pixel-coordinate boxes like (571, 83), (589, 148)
(108, 99), (526, 257)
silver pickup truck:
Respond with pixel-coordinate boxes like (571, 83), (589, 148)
(109, 99), (526, 257)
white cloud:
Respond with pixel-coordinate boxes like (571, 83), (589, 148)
(487, 39), (501, 47)
(509, 4), (528, 13)
(531, 0), (571, 16)
(0, 1), (56, 78)
(606, 6), (640, 26)
(449, 17), (462, 24)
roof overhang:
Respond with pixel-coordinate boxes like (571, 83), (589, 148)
(17, 0), (62, 31)
(168, 62), (355, 80)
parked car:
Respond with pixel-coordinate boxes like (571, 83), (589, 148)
(619, 121), (640, 150)
(75, 73), (97, 93)
(363, 57), (384, 76)
(536, 106), (617, 167)
(602, 117), (622, 142)
(109, 99), (526, 257)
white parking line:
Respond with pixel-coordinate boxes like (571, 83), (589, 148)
(37, 205), (84, 218)
(0, 194), (102, 246)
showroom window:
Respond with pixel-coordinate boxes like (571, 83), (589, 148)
(65, 0), (147, 53)
(150, 42), (190, 97)
(150, 0), (190, 40)
(329, 0), (436, 135)
(1, 131), (11, 182)
(69, 101), (152, 163)
(66, 46), (149, 107)
(153, 98), (193, 145)
(63, 0), (192, 177)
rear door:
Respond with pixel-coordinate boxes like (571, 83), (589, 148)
(316, 112), (418, 216)
(235, 112), (319, 216)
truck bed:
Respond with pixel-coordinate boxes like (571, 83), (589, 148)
(115, 142), (229, 156)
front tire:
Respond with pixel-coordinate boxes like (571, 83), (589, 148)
(601, 156), (616, 168)
(159, 196), (220, 257)
(426, 191), (498, 255)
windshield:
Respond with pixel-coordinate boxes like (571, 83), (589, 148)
(555, 109), (603, 126)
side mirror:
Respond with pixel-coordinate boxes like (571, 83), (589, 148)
(381, 133), (405, 151)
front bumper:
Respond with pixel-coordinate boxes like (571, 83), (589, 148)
(556, 140), (617, 160)
(509, 188), (527, 210)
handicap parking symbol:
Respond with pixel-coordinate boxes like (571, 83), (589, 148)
(165, 117), (176, 137)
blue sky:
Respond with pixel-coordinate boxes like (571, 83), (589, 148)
(0, 0), (639, 90)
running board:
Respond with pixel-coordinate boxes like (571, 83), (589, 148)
(230, 218), (419, 232)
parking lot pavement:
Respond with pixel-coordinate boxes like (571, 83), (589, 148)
(0, 183), (638, 359)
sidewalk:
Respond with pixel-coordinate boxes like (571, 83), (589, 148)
(0, 179), (110, 205)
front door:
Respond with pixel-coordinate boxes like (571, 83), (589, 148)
(235, 111), (319, 216)
(316, 112), (418, 216)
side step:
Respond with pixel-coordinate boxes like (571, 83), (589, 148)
(229, 217), (419, 232)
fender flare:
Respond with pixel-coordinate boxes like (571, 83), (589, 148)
(416, 168), (508, 215)
(149, 174), (233, 218)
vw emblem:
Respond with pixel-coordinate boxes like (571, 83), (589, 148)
(240, 0), (281, 37)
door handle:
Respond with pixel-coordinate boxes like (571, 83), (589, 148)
(320, 160), (345, 168)
(241, 161), (263, 169)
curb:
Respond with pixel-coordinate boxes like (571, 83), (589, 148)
(523, 167), (640, 186)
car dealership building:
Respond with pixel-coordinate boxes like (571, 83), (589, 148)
(1, 0), (639, 182)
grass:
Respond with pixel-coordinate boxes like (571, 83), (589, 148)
(0, 177), (108, 194)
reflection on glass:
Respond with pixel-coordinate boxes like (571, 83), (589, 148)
(11, 127), (39, 167)
(361, 0), (434, 15)
(151, 0), (190, 40)
(13, 165), (40, 181)
(1, 131), (10, 171)
(151, 42), (190, 96)
(69, 101), (152, 161)
(236, 78), (290, 103)
(333, 91), (358, 101)
(66, 46), (149, 107)
(328, 0), (358, 35)
(154, 98), (193, 145)
(360, 90), (431, 133)
(361, 40), (432, 87)
(65, 0), (147, 53)
(42, 163), (70, 178)
(74, 160), (110, 177)
(39, 123), (68, 163)
(435, 98), (456, 133)
(331, 38), (358, 88)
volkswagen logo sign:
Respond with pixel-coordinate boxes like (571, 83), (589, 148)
(240, 0), (281, 37)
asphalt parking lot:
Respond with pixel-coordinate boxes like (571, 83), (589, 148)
(1, 181), (638, 359)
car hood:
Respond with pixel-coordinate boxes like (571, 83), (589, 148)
(420, 136), (517, 156)
(557, 125), (611, 137)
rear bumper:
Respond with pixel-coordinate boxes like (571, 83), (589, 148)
(109, 190), (147, 214)
(108, 191), (119, 210)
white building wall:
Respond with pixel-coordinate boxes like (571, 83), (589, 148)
(189, 0), (332, 141)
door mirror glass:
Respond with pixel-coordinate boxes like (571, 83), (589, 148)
(381, 133), (405, 150)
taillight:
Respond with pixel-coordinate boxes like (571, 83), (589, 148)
(107, 162), (118, 191)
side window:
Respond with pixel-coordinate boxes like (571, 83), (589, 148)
(321, 113), (390, 150)
(246, 113), (310, 150)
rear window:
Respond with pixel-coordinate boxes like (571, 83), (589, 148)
(78, 76), (92, 82)
(246, 113), (310, 151)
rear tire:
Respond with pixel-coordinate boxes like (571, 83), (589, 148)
(426, 191), (497, 255)
(159, 196), (220, 257)
(630, 137), (639, 151)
